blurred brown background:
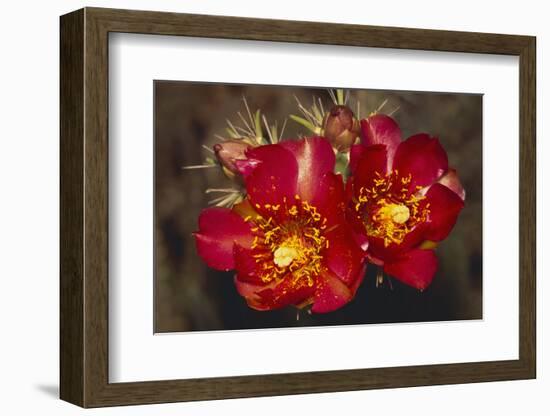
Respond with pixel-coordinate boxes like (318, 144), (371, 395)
(154, 81), (482, 333)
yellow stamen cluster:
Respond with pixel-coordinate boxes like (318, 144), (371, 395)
(354, 170), (430, 247)
(246, 195), (329, 287)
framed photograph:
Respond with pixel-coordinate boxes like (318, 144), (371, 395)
(60, 7), (536, 408)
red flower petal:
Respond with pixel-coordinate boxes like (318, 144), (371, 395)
(351, 144), (388, 196)
(233, 244), (266, 284)
(352, 229), (370, 252)
(349, 264), (367, 295)
(255, 276), (317, 310)
(366, 219), (430, 263)
(360, 114), (402, 169)
(309, 172), (346, 225)
(194, 208), (254, 271)
(424, 183), (465, 241)
(393, 134), (449, 190)
(349, 144), (367, 174)
(324, 224), (365, 286)
(437, 168), (466, 200)
(234, 157), (261, 177)
(383, 249), (438, 290)
(311, 269), (355, 313)
(244, 144), (298, 211)
(234, 278), (272, 311)
(280, 137), (336, 202)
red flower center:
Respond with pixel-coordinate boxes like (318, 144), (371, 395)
(246, 195), (329, 287)
(353, 170), (430, 247)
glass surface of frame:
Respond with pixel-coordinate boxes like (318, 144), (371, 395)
(109, 33), (519, 383)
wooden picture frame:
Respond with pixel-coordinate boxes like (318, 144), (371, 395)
(60, 7), (536, 408)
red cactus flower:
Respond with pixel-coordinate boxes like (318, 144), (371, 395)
(194, 137), (365, 312)
(347, 114), (465, 290)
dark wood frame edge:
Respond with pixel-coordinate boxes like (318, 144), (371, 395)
(60, 7), (536, 408)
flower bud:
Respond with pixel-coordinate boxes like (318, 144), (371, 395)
(323, 105), (360, 151)
(213, 139), (251, 177)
